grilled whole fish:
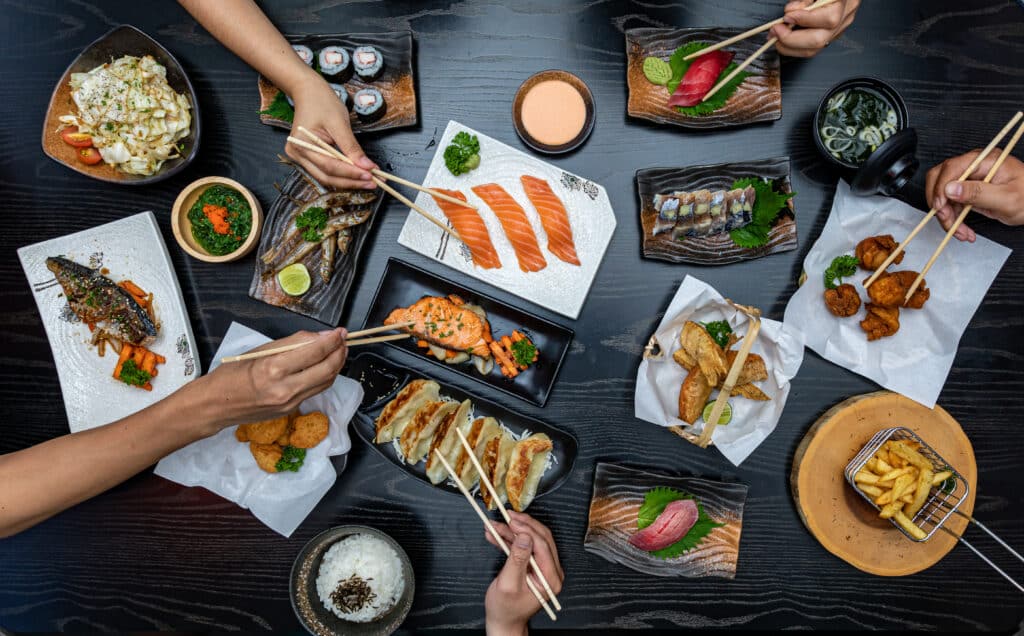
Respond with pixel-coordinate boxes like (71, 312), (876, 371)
(261, 190), (378, 265)
(268, 208), (373, 277)
(46, 256), (158, 346)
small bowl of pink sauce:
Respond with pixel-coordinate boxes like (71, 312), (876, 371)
(513, 70), (595, 155)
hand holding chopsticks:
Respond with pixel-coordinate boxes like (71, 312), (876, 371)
(221, 322), (413, 363)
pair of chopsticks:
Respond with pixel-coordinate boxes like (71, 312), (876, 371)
(433, 429), (562, 621)
(286, 127), (463, 241)
(697, 302), (762, 448)
(862, 111), (1024, 303)
(693, 0), (843, 103)
(219, 321), (414, 363)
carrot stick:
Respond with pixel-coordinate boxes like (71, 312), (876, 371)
(120, 280), (147, 298)
(131, 347), (146, 366)
(142, 351), (157, 374)
(446, 349), (458, 359)
(512, 331), (524, 342)
(153, 353), (166, 364)
(417, 339), (430, 348)
(142, 382), (153, 391)
(489, 341), (518, 378)
(501, 335), (513, 351)
(114, 344), (133, 379)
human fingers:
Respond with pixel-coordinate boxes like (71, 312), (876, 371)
(263, 328), (344, 377)
(286, 142), (374, 190)
(944, 179), (1022, 222)
(484, 522), (515, 549)
(327, 118), (379, 173)
(784, 0), (815, 11)
(509, 513), (561, 577)
(281, 332), (348, 393)
(495, 532), (533, 592)
(784, 1), (844, 30)
(934, 204), (976, 242)
(771, 22), (832, 57)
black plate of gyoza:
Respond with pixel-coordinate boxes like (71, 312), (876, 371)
(362, 258), (574, 407)
(343, 352), (579, 506)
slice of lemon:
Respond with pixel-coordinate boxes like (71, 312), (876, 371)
(702, 400), (733, 426)
(277, 263), (311, 296)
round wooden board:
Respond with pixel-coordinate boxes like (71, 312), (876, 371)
(791, 391), (977, 576)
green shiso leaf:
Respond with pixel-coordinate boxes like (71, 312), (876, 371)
(635, 486), (724, 560)
(260, 90), (295, 123)
(728, 176), (795, 249)
(664, 42), (750, 117)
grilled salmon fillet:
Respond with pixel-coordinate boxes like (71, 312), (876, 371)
(385, 296), (492, 358)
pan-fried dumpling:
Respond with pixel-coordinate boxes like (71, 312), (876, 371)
(374, 379), (440, 443)
(425, 399), (473, 484)
(480, 432), (516, 510)
(455, 417), (501, 487)
(400, 400), (457, 464)
(506, 433), (553, 512)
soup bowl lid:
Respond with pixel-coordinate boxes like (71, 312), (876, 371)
(851, 127), (919, 196)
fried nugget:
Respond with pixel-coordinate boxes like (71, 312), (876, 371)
(289, 411), (330, 449)
(238, 415), (290, 444)
(672, 348), (696, 370)
(824, 283), (862, 317)
(856, 235), (903, 271)
(731, 383), (771, 401)
(235, 426), (249, 442)
(724, 350), (769, 386)
(891, 271), (930, 309)
(860, 303), (900, 341)
(679, 321), (728, 386)
(250, 442), (282, 473)
(679, 369), (713, 424)
(867, 271), (930, 309)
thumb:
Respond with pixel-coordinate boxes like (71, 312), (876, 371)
(498, 533), (533, 587)
(330, 123), (378, 173)
(945, 180), (1013, 213)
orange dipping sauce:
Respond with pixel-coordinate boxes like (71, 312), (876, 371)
(520, 80), (587, 146)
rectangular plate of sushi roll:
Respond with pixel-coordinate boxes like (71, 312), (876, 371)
(636, 157), (797, 265)
(625, 27), (782, 130)
(257, 31), (417, 133)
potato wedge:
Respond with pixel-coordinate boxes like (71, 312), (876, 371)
(905, 468), (934, 517)
(893, 510), (927, 540)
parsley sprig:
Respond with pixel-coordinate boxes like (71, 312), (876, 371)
(296, 206), (328, 242)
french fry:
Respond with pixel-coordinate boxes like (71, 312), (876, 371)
(876, 479), (895, 489)
(905, 468), (934, 517)
(879, 500), (904, 519)
(859, 484), (884, 497)
(866, 458), (877, 472)
(880, 466), (913, 482)
(855, 470), (880, 484)
(901, 494), (914, 504)
(874, 457), (895, 474)
(931, 470), (953, 485)
(890, 443), (933, 471)
(893, 510), (927, 540)
(891, 473), (917, 502)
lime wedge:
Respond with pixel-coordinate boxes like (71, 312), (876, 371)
(702, 400), (733, 426)
(277, 263), (311, 296)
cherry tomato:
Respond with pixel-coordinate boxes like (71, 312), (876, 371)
(60, 126), (94, 148)
(77, 147), (103, 166)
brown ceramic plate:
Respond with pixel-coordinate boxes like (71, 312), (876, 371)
(625, 27), (781, 129)
(41, 25), (200, 185)
(584, 463), (747, 578)
(258, 32), (417, 133)
(636, 156), (796, 265)
(290, 525), (414, 636)
(791, 391), (977, 577)
(512, 69), (595, 154)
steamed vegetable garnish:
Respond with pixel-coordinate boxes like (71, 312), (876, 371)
(259, 90), (295, 123)
(727, 177), (795, 249)
(187, 184), (252, 256)
(296, 206), (329, 242)
(275, 445), (307, 472)
(443, 131), (481, 176)
(701, 320), (732, 349)
(824, 254), (860, 290)
(631, 487), (723, 558)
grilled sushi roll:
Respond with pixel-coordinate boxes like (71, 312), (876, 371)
(327, 83), (349, 109)
(708, 190), (727, 235)
(318, 46), (352, 81)
(652, 194), (679, 236)
(689, 190), (713, 237)
(352, 45), (384, 81)
(352, 88), (386, 122)
(292, 44), (314, 66)
(374, 379), (441, 443)
(724, 186), (756, 230)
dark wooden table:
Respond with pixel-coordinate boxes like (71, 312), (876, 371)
(3, 1), (1024, 633)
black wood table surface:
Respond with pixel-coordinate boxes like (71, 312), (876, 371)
(3, 1), (1024, 632)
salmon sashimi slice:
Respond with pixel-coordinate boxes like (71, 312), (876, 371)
(385, 296), (492, 357)
(519, 176), (581, 266)
(471, 184), (547, 273)
(429, 189), (502, 269)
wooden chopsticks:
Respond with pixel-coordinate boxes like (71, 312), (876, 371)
(902, 119), (1024, 303)
(702, 38), (777, 103)
(697, 302), (761, 447)
(432, 449), (558, 621)
(685, 0), (841, 61)
(864, 111), (1024, 289)
(220, 322), (414, 363)
(453, 428), (563, 611)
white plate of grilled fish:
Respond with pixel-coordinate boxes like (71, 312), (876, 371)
(18, 211), (200, 432)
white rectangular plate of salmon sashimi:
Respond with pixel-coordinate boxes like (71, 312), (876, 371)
(397, 120), (617, 320)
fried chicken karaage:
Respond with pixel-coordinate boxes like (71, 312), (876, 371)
(867, 271), (930, 309)
(856, 235), (904, 271)
(824, 283), (862, 317)
(860, 303), (900, 340)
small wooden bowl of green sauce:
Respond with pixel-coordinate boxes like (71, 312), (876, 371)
(172, 176), (263, 263)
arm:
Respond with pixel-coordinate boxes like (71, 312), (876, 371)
(0, 328), (347, 538)
(177, 0), (377, 189)
(926, 151), (1024, 243)
(770, 0), (861, 58)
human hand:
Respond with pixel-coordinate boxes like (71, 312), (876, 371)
(192, 328), (348, 434)
(483, 512), (564, 636)
(285, 73), (378, 190)
(770, 0), (860, 58)
(926, 151), (1024, 242)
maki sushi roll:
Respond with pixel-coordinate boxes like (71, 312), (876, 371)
(352, 88), (386, 122)
(352, 46), (384, 81)
(317, 46), (351, 81)
(292, 44), (314, 66)
(328, 83), (349, 109)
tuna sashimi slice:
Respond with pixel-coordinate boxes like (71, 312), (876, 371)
(668, 50), (734, 108)
(628, 498), (699, 552)
(471, 183), (547, 273)
(520, 175), (581, 266)
(429, 188), (502, 269)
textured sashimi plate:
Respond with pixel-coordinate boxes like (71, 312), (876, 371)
(397, 121), (616, 320)
(626, 27), (782, 130)
(584, 463), (747, 578)
(18, 212), (200, 433)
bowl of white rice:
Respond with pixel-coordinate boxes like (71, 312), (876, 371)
(291, 526), (414, 635)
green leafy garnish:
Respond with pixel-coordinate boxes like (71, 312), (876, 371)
(823, 254), (860, 290)
(642, 56), (672, 86)
(636, 487), (724, 559)
(118, 359), (152, 388)
(665, 42), (750, 117)
(443, 132), (481, 176)
(728, 177), (796, 249)
(275, 445), (306, 472)
(510, 338), (537, 367)
(259, 90), (295, 123)
(939, 466), (957, 494)
(296, 206), (328, 242)
(701, 320), (732, 349)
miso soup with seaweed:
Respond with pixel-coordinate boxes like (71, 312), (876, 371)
(818, 88), (899, 166)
